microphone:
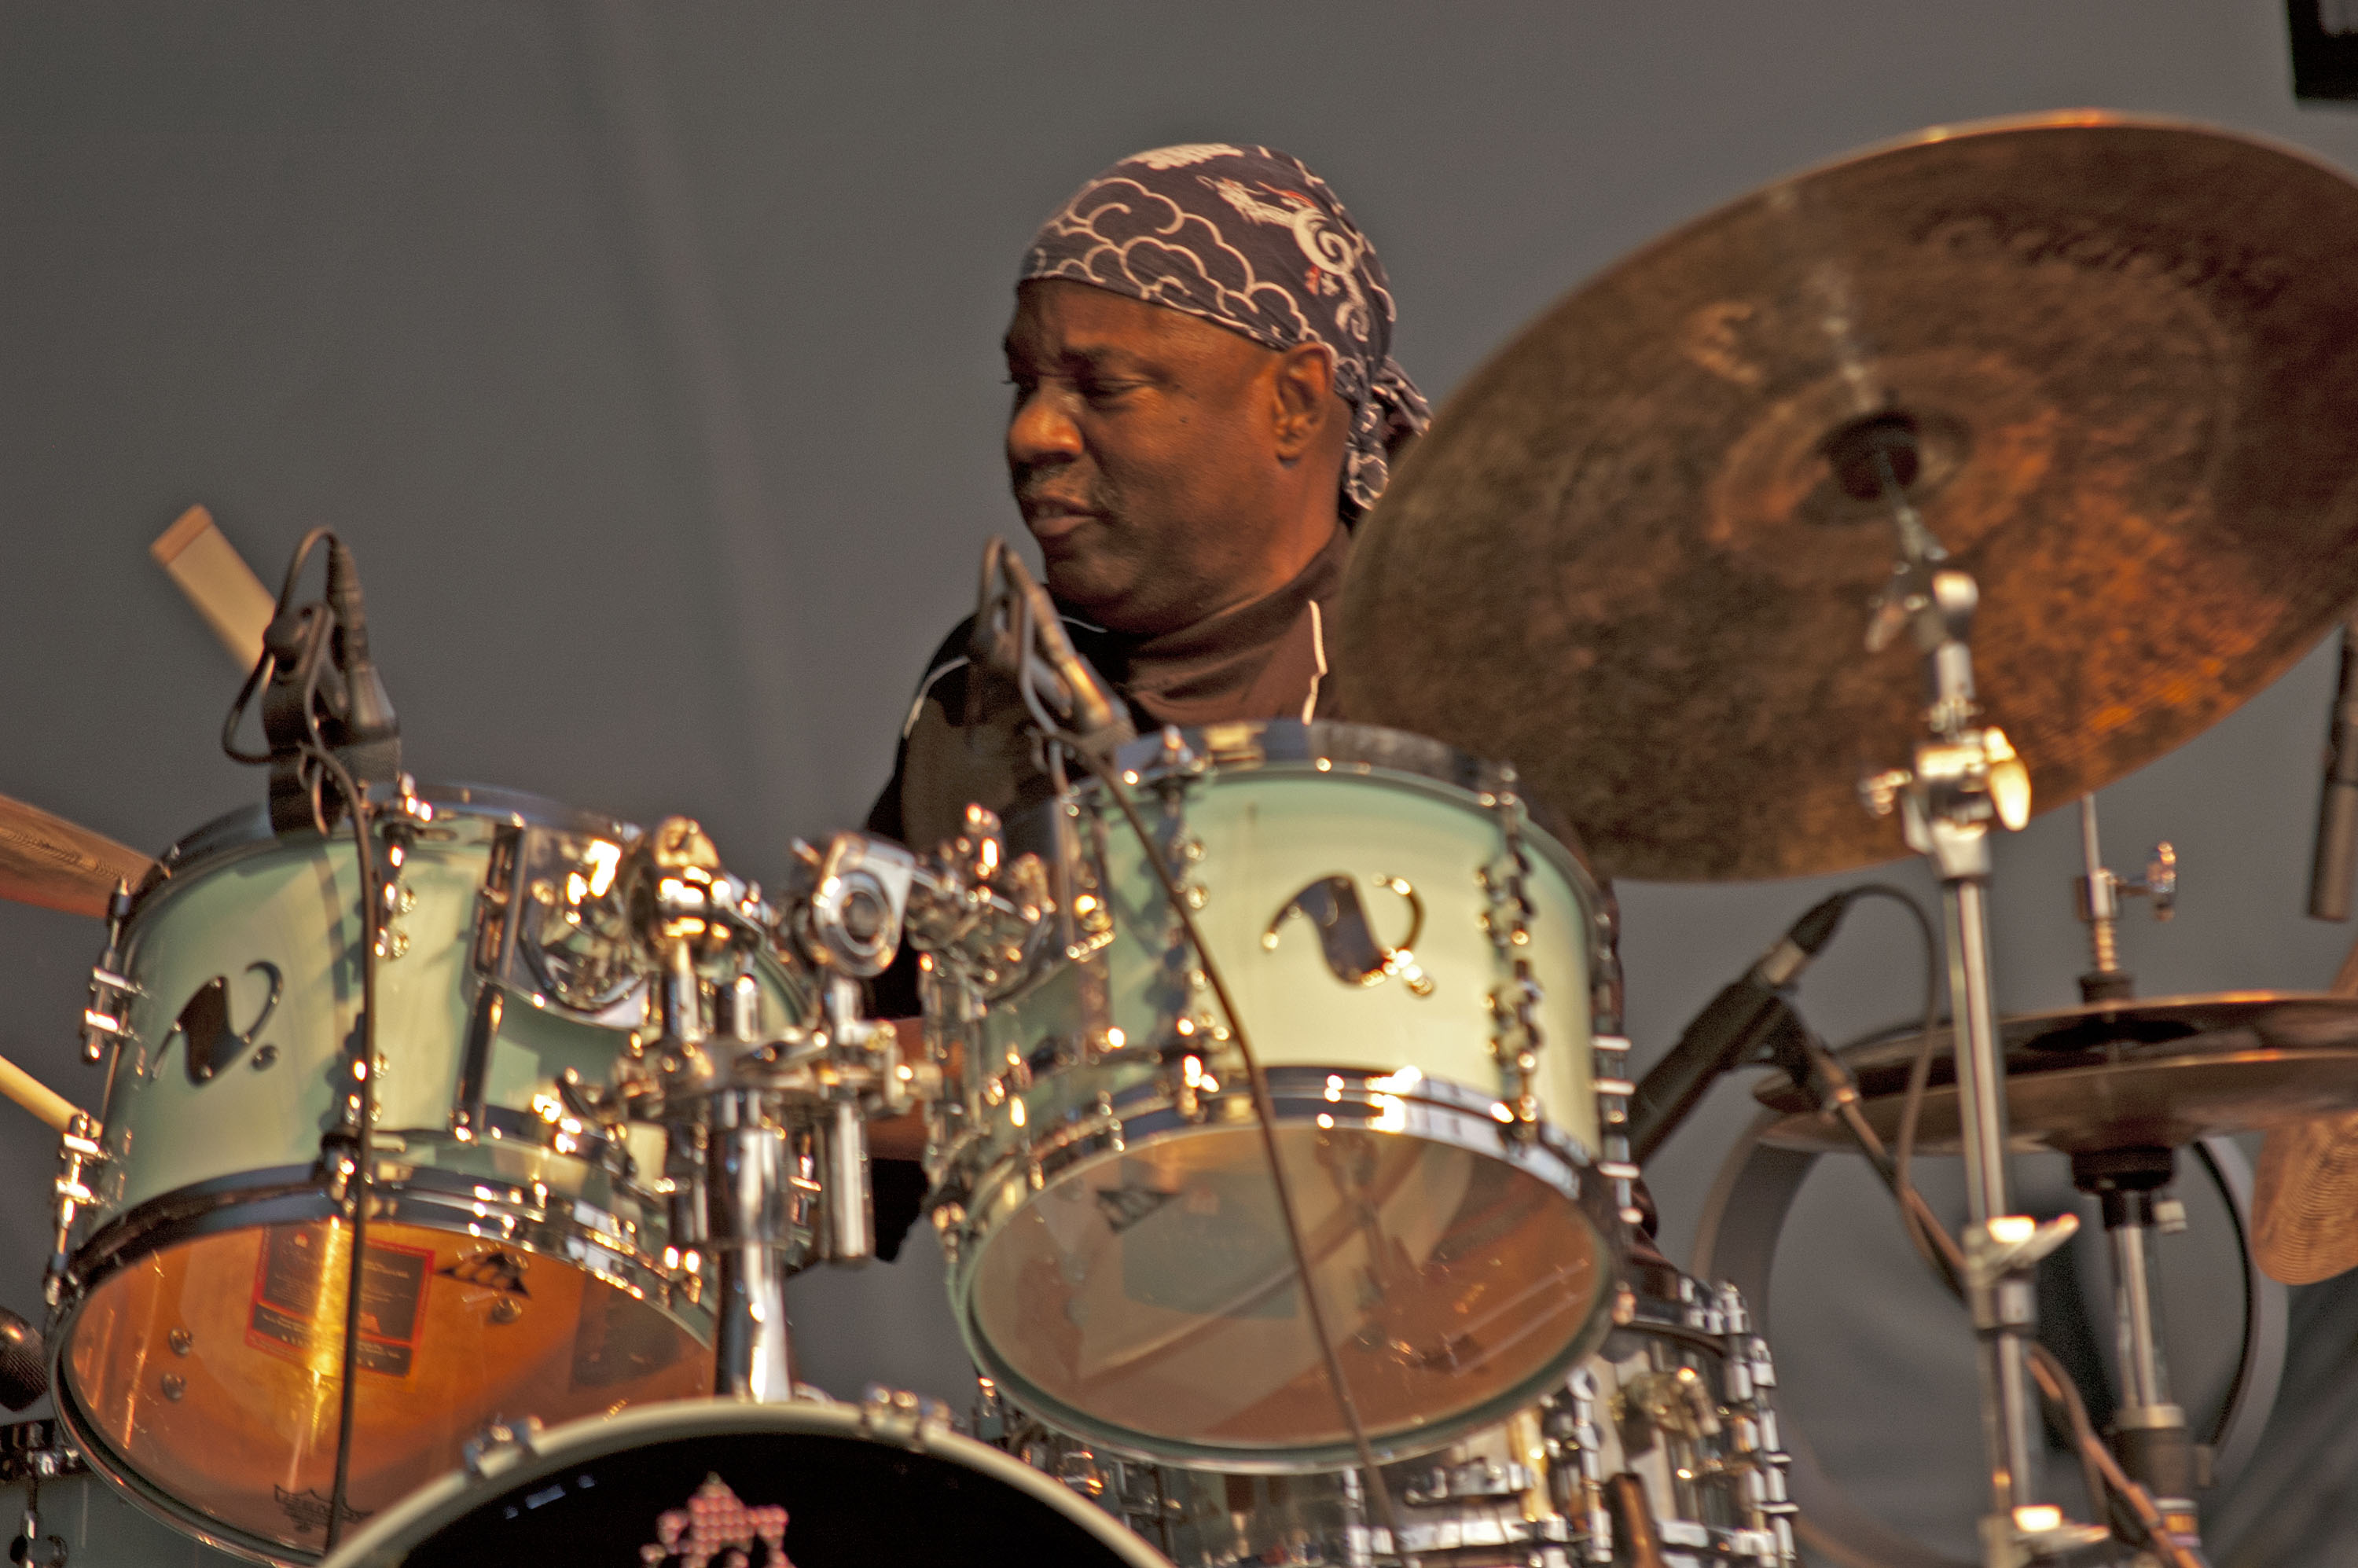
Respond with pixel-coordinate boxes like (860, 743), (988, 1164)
(2310, 610), (2358, 920)
(970, 538), (1133, 759)
(1626, 892), (1852, 1164)
(249, 531), (402, 833)
(325, 539), (402, 790)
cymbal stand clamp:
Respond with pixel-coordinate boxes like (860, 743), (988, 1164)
(2073, 796), (2176, 1004)
(1851, 426), (2092, 1566)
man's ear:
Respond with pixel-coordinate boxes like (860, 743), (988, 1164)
(1270, 343), (1338, 459)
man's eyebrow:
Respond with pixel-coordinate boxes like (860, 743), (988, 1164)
(1005, 340), (1157, 373)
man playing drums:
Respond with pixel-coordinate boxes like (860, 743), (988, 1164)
(861, 144), (1430, 1250)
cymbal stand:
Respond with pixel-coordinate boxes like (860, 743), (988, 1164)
(1845, 416), (2095, 1567)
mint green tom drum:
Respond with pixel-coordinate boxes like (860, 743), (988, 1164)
(931, 722), (1626, 1473)
(48, 786), (772, 1564)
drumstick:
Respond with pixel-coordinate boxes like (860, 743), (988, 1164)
(150, 505), (274, 670)
(0, 1050), (82, 1133)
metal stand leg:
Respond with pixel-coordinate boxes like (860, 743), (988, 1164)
(1842, 420), (2095, 1565)
(1943, 876), (2041, 1518)
(2072, 1147), (2202, 1548)
(709, 1088), (796, 1401)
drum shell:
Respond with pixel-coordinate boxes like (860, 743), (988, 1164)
(969, 739), (1603, 1157)
(935, 722), (1623, 1474)
(88, 799), (680, 1228)
(46, 786), (797, 1562)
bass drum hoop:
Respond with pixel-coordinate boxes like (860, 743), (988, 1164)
(316, 1397), (1176, 1568)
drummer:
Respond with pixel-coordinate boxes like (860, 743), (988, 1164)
(861, 143), (1430, 1250)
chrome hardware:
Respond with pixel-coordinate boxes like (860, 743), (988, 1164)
(801, 835), (916, 979)
(42, 1114), (106, 1309)
(78, 884), (140, 1063)
(1399, 1456), (1537, 1505)
(2073, 795), (2177, 1002)
(1479, 780), (1545, 1137)
(858, 1384), (956, 1450)
(460, 1414), (542, 1481)
(595, 814), (1041, 1404)
(1592, 1035), (1639, 1225)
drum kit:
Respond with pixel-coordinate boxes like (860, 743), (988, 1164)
(0, 108), (2356, 1568)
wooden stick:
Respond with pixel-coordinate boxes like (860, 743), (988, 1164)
(0, 1051), (81, 1133)
(150, 505), (273, 671)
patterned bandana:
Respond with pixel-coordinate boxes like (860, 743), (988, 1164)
(1021, 144), (1431, 517)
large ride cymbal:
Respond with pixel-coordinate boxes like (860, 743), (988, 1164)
(1342, 113), (2358, 880)
(0, 793), (150, 917)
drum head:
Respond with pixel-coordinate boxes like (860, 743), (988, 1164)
(58, 1215), (711, 1558)
(321, 1399), (1173, 1568)
(963, 1116), (1616, 1471)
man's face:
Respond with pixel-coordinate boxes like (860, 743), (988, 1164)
(1005, 279), (1306, 636)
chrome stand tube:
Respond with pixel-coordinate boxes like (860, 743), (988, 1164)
(2073, 1144), (2198, 1540)
(1942, 876), (2040, 1514)
(708, 1088), (795, 1401)
(1846, 453), (2088, 1560)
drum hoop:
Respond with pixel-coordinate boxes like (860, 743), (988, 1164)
(960, 1282), (1617, 1478)
(42, 1372), (289, 1567)
(946, 1074), (1622, 1474)
(53, 1159), (705, 1344)
(942, 1062), (1601, 1236)
(315, 1397), (1176, 1568)
(134, 783), (637, 920)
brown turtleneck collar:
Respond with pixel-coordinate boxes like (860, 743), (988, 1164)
(1115, 524), (1352, 729)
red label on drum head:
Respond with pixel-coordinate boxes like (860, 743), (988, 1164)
(246, 1225), (432, 1377)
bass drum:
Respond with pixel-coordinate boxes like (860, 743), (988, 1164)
(50, 786), (799, 1562)
(932, 722), (1625, 1473)
(318, 1396), (1176, 1568)
(987, 1260), (1798, 1568)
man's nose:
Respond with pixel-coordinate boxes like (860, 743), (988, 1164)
(1007, 386), (1083, 467)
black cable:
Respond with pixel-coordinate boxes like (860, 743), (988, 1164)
(310, 743), (379, 1552)
(215, 528), (381, 1550)
(1045, 733), (1408, 1556)
(1832, 884), (1948, 1278)
(220, 527), (337, 766)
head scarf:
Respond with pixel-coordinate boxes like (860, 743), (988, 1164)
(1021, 144), (1431, 518)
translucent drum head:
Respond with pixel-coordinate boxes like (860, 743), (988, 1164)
(59, 1217), (710, 1557)
(962, 1111), (1615, 1471)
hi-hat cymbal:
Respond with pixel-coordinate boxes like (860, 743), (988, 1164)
(1754, 993), (2358, 1154)
(0, 793), (150, 917)
(1341, 113), (2358, 880)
